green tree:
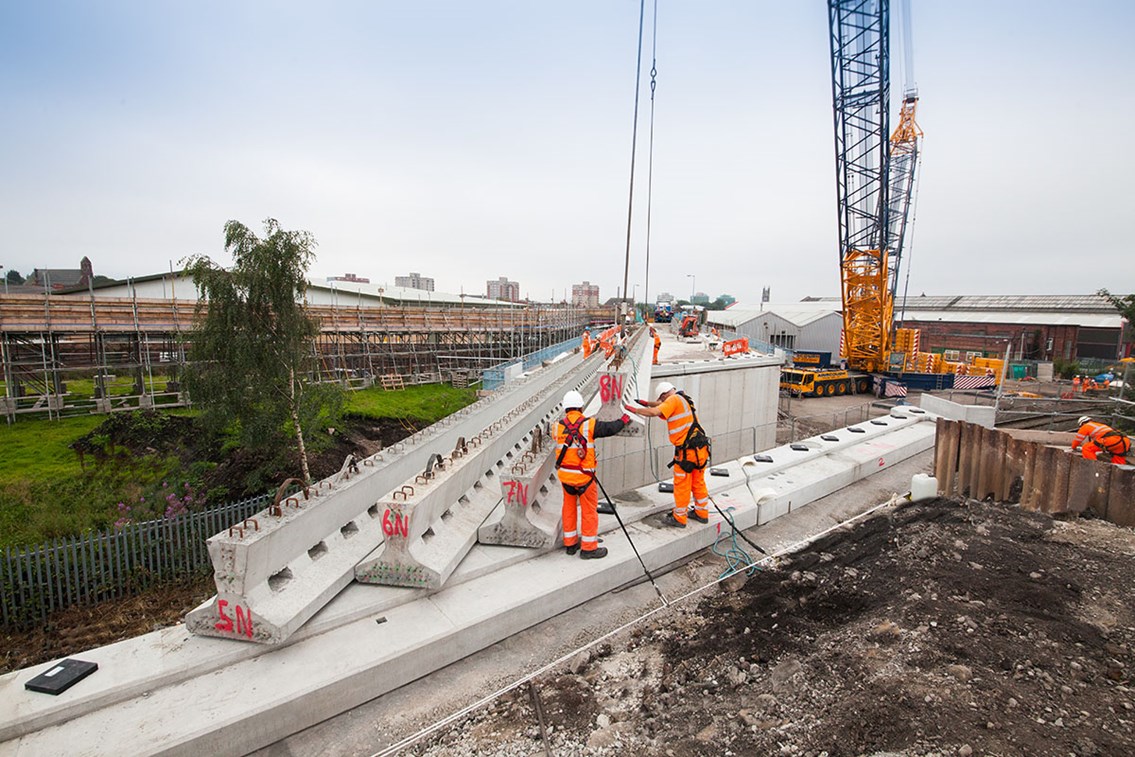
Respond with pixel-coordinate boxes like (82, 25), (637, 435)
(184, 219), (343, 485)
(5, 269), (24, 285)
(1099, 288), (1135, 324)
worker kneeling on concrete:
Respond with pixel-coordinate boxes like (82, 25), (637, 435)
(1072, 416), (1131, 464)
(555, 390), (631, 559)
(624, 381), (712, 528)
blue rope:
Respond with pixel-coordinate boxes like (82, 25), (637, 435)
(711, 505), (763, 579)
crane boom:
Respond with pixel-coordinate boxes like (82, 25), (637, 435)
(827, 0), (894, 374)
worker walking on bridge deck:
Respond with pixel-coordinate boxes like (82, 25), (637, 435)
(625, 382), (712, 527)
(1072, 416), (1131, 464)
(555, 391), (630, 559)
(651, 327), (661, 365)
(581, 329), (593, 358)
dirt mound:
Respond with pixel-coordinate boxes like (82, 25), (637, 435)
(413, 498), (1135, 756)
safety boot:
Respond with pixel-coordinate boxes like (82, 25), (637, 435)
(580, 546), (608, 560)
(565, 543), (579, 556)
(661, 513), (686, 528)
(689, 511), (709, 524)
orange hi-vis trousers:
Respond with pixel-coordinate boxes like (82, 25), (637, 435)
(562, 481), (600, 552)
(671, 447), (709, 524)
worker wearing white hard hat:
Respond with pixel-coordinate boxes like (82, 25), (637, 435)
(1072, 416), (1131, 465)
(554, 389), (631, 560)
(624, 382), (713, 527)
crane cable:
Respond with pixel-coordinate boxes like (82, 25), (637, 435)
(620, 0), (659, 318)
(642, 0), (660, 312)
(896, 145), (924, 327)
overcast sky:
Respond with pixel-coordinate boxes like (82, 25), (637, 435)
(2, 1), (1132, 305)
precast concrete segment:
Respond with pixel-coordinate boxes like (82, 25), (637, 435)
(354, 380), (578, 588)
(477, 429), (563, 548)
(0, 418), (937, 752)
(184, 352), (599, 644)
(585, 328), (651, 435)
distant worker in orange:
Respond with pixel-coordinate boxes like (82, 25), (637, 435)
(1072, 416), (1131, 464)
(555, 390), (631, 560)
(625, 382), (712, 527)
(651, 327), (661, 365)
(581, 329), (593, 358)
(1072, 375), (1082, 393)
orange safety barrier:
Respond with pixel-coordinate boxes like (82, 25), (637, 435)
(723, 338), (749, 357)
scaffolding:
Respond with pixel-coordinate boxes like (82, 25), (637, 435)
(0, 293), (588, 422)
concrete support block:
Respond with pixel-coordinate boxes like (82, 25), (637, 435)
(478, 435), (562, 549)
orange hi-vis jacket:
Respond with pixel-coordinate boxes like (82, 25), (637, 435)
(1073, 421), (1131, 457)
(660, 392), (695, 445)
(554, 411), (598, 488)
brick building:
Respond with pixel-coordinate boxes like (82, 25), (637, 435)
(571, 281), (600, 308)
(394, 272), (434, 291)
(898, 294), (1127, 362)
(487, 277), (520, 302)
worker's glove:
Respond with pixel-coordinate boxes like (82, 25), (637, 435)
(634, 399), (649, 406)
(623, 403), (638, 413)
(620, 414), (631, 424)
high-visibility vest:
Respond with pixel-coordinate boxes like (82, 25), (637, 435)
(554, 411), (598, 487)
(661, 393), (695, 446)
(1074, 421), (1131, 455)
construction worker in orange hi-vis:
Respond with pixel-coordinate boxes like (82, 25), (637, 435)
(1071, 416), (1132, 464)
(624, 382), (712, 528)
(554, 390), (630, 559)
(581, 329), (593, 358)
(651, 327), (661, 365)
(1072, 375), (1082, 392)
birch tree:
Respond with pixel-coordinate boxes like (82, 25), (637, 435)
(185, 219), (343, 484)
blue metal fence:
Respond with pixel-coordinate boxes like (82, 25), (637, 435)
(481, 337), (580, 391)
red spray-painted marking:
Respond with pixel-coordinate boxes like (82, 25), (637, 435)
(215, 599), (254, 638)
(382, 509), (410, 538)
(504, 480), (529, 506)
(599, 374), (625, 403)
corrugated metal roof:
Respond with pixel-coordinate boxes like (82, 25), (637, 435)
(899, 310), (1122, 328)
(709, 305), (840, 328)
(897, 294), (1118, 312)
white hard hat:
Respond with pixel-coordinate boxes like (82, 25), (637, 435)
(655, 381), (675, 399)
(1078, 416), (1091, 426)
(563, 390), (585, 409)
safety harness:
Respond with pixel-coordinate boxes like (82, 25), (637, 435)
(1091, 426), (1132, 456)
(556, 413), (595, 495)
(667, 391), (711, 473)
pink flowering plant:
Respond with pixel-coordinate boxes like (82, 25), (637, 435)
(113, 481), (204, 529)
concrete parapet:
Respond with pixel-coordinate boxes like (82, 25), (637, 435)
(919, 394), (996, 427)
